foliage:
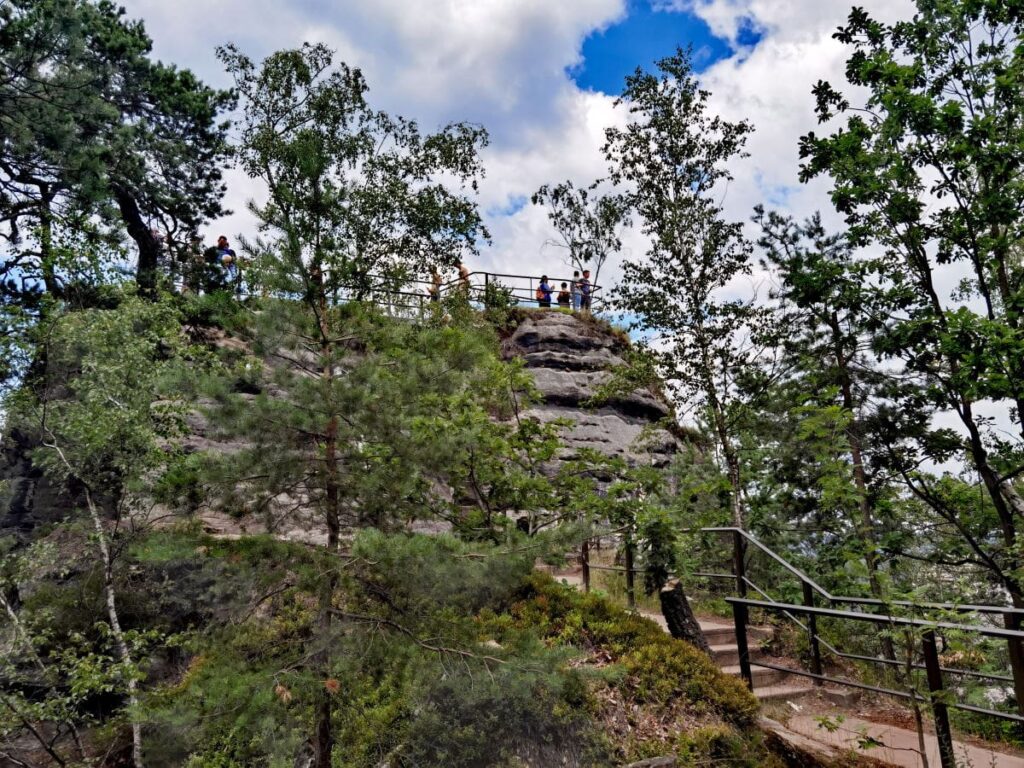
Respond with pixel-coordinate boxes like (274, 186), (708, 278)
(799, 0), (1024, 605)
(531, 179), (629, 292)
(0, 0), (233, 299)
(220, 42), (488, 298)
(497, 574), (753, 718)
(605, 47), (775, 530)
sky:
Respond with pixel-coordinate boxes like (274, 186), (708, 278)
(119, 0), (914, 293)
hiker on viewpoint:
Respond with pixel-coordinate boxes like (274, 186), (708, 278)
(428, 269), (442, 302)
(536, 275), (553, 307)
(217, 235), (238, 288)
(557, 282), (571, 308)
(455, 259), (471, 296)
(579, 269), (592, 311)
(571, 270), (581, 311)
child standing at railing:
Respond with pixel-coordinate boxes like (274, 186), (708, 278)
(557, 282), (571, 308)
(579, 269), (592, 311)
(428, 269), (442, 302)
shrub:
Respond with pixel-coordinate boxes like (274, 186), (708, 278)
(500, 573), (759, 724)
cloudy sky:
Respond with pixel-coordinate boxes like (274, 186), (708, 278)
(123, 0), (914, 289)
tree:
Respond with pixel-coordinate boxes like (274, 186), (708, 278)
(5, 295), (188, 766)
(799, 1), (1024, 607)
(0, 0), (233, 298)
(606, 48), (772, 530)
(531, 180), (629, 298)
(215, 43), (494, 766)
(755, 211), (896, 589)
(220, 42), (488, 302)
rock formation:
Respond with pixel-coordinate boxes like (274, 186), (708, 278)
(502, 311), (680, 468)
(0, 310), (683, 545)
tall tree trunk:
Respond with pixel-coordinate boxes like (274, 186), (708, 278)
(697, 332), (745, 531)
(312, 573), (336, 768)
(707, 391), (743, 529)
(113, 186), (160, 299)
(46, 442), (143, 767)
(87, 488), (144, 768)
(829, 312), (894, 659)
(38, 185), (60, 296)
(312, 265), (339, 768)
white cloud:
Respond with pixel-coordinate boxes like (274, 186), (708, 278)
(118, 0), (914, 294)
(121, 0), (628, 281)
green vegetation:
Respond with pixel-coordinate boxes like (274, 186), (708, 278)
(6, 0), (1024, 763)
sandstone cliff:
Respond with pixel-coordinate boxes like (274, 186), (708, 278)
(503, 311), (679, 468)
(0, 310), (682, 545)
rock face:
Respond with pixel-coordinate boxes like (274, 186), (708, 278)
(0, 429), (80, 544)
(502, 312), (681, 468)
(0, 312), (684, 545)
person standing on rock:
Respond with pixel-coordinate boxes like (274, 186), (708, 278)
(571, 270), (582, 311)
(557, 282), (571, 308)
(536, 275), (553, 307)
(428, 269), (442, 302)
(579, 269), (592, 312)
(455, 259), (471, 297)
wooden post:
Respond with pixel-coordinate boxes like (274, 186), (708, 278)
(803, 581), (823, 685)
(731, 600), (753, 690)
(1004, 612), (1024, 717)
(581, 538), (591, 593)
(921, 629), (956, 768)
(624, 536), (636, 610)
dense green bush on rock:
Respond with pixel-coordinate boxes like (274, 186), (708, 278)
(496, 573), (759, 723)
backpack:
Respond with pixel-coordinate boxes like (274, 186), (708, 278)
(536, 286), (546, 300)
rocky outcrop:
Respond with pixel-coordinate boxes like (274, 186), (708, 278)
(503, 312), (681, 468)
(0, 311), (685, 545)
(0, 429), (80, 544)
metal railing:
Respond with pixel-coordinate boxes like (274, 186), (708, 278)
(228, 270), (606, 319)
(579, 526), (1024, 768)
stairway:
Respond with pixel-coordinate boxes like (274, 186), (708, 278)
(698, 617), (816, 702)
(548, 569), (816, 701)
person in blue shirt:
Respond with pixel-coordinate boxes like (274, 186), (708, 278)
(579, 269), (592, 311)
(216, 235), (238, 286)
(535, 275), (553, 307)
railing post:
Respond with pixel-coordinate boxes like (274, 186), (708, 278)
(581, 538), (591, 593)
(921, 629), (957, 768)
(1004, 612), (1024, 717)
(731, 600), (753, 690)
(624, 535), (636, 610)
(732, 529), (747, 598)
(803, 581), (823, 685)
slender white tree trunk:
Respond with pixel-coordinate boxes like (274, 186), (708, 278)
(84, 487), (143, 768)
(47, 440), (143, 768)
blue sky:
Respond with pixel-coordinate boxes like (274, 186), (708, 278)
(571, 0), (761, 95)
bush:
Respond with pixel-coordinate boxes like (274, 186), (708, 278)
(498, 573), (759, 724)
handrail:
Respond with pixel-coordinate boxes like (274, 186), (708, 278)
(689, 527), (1024, 616)
(245, 268), (611, 322)
(582, 527), (1024, 767)
(692, 527), (833, 601)
(727, 597), (1024, 640)
(727, 595), (1024, 757)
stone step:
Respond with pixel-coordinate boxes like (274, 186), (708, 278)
(698, 620), (770, 646)
(720, 664), (792, 686)
(709, 643), (763, 666)
(752, 682), (817, 702)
